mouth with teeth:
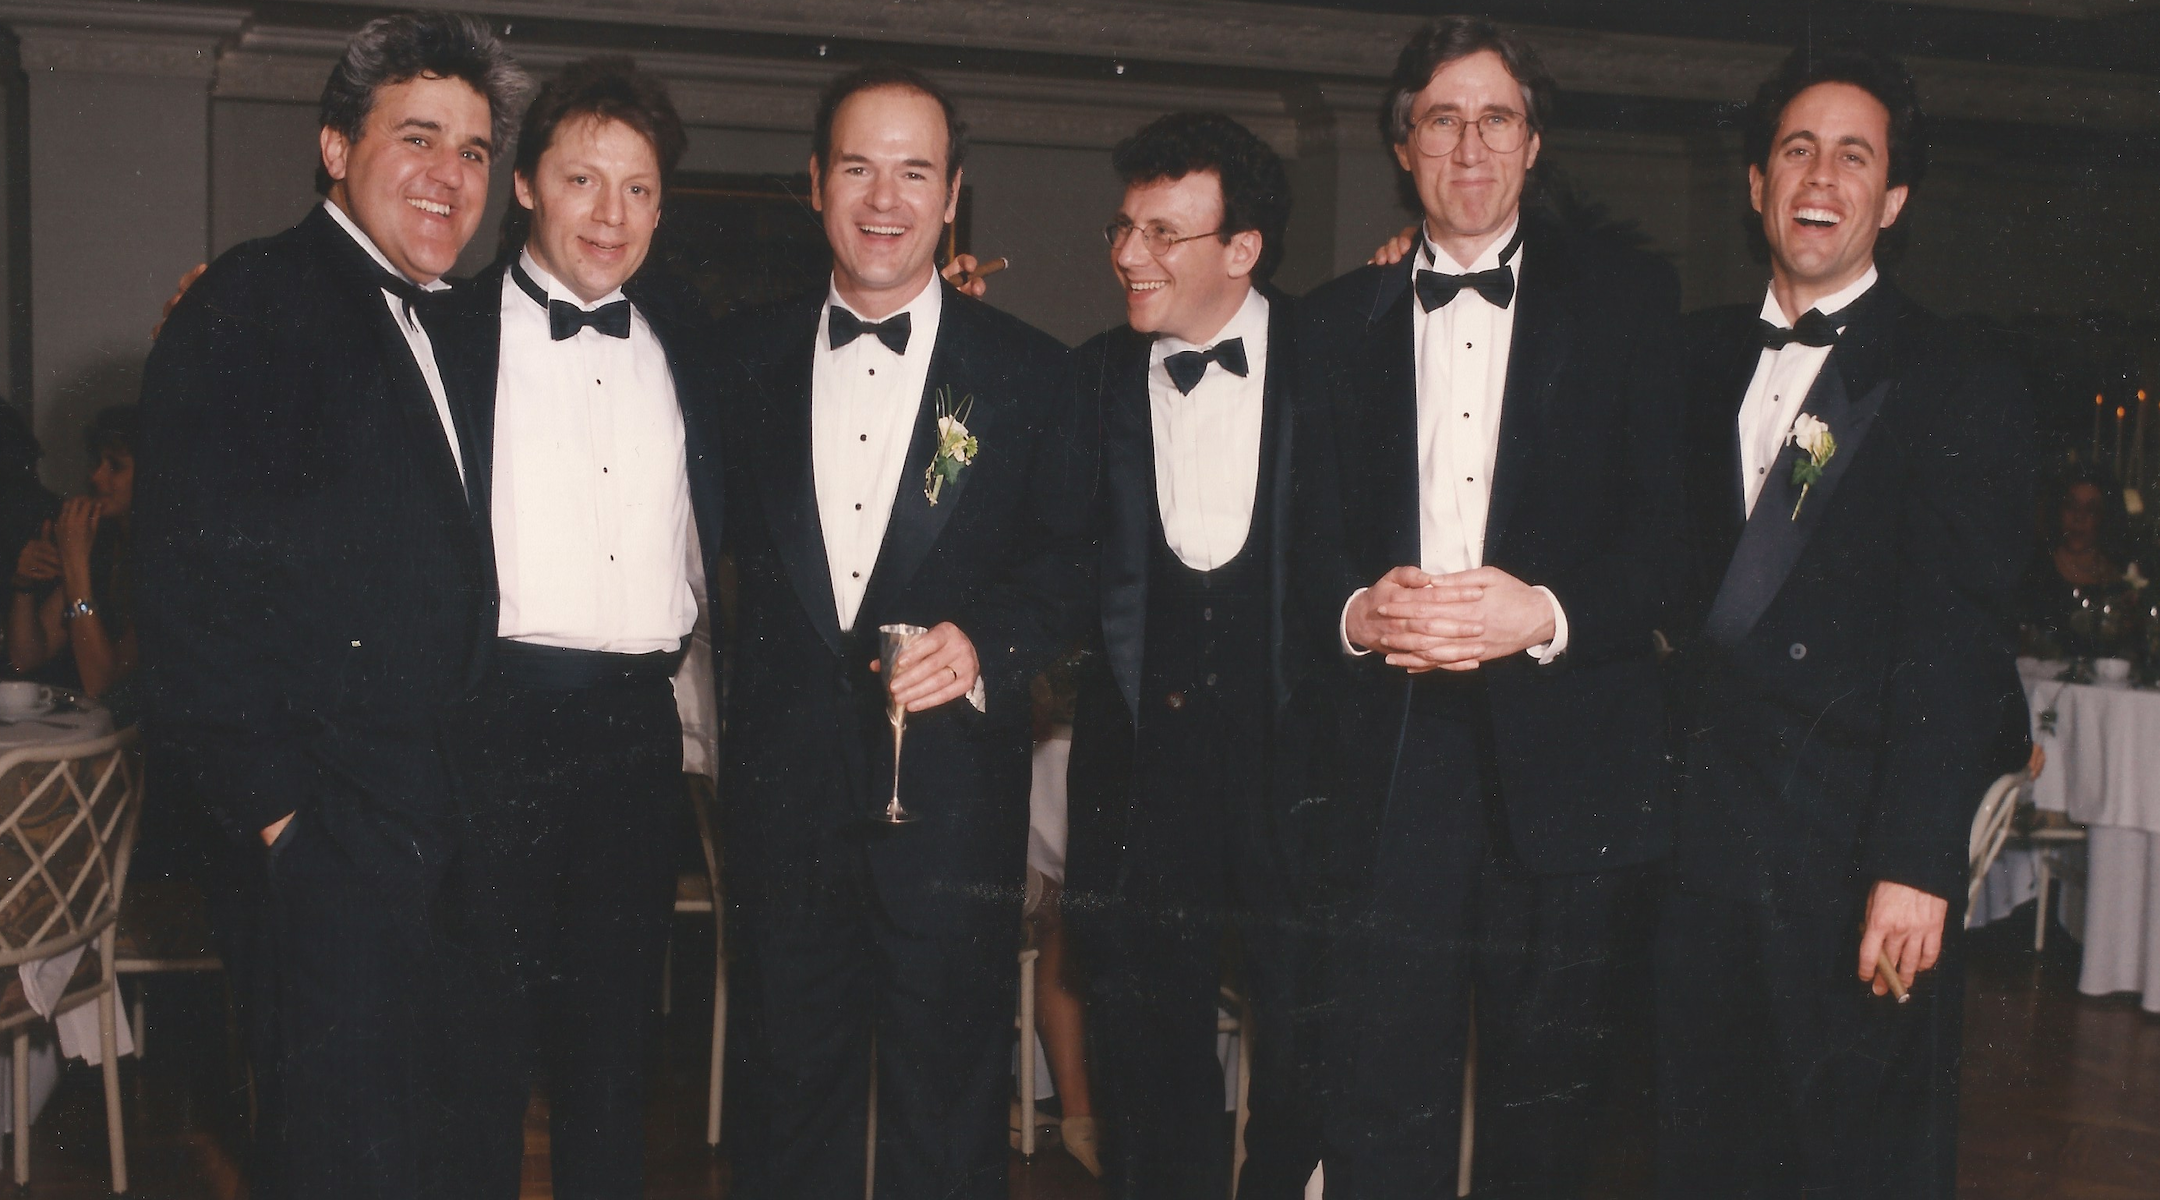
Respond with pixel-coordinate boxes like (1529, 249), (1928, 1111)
(1127, 281), (1166, 293)
(1794, 206), (1842, 228)
(858, 224), (907, 238)
(407, 197), (452, 218)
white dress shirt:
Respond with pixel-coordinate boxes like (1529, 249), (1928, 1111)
(1737, 266), (1878, 516)
(492, 251), (696, 653)
(1149, 288), (1269, 571)
(321, 200), (462, 481)
(1343, 218), (1567, 661)
(812, 275), (943, 634)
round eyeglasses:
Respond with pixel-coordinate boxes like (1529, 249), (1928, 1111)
(1103, 219), (1222, 257)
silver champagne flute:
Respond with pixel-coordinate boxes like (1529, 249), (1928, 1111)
(877, 623), (929, 824)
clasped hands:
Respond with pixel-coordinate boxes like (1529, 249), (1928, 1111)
(1345, 565), (1555, 672)
(870, 621), (981, 712)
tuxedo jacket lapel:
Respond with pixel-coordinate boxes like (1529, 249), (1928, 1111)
(1485, 232), (1575, 554)
(1261, 291), (1297, 712)
(864, 288), (980, 612)
(1096, 329), (1156, 722)
(749, 296), (845, 654)
(1348, 259), (1423, 569)
(425, 264), (502, 522)
(1706, 295), (1897, 648)
(626, 273), (727, 577)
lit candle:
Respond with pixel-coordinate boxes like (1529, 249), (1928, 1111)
(2137, 388), (2150, 491)
(2116, 405), (2127, 480)
(2094, 392), (2105, 463)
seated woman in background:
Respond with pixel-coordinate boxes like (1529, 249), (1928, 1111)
(9, 406), (137, 704)
(2019, 463), (2134, 657)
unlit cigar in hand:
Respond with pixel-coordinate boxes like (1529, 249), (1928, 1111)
(961, 256), (1009, 285)
(1875, 948), (1910, 1004)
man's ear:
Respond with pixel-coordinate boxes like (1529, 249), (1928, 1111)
(1879, 184), (1909, 229)
(942, 166), (964, 227)
(1748, 164), (1766, 215)
(320, 125), (351, 184)
(808, 154), (825, 212)
(1224, 229), (1263, 281)
(513, 171), (537, 212)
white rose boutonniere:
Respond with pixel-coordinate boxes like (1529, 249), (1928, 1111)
(924, 386), (978, 507)
(1787, 413), (1836, 520)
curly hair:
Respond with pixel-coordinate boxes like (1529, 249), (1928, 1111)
(315, 11), (530, 194)
(812, 62), (968, 184)
(1744, 44), (1928, 192)
(500, 56), (687, 249)
(1379, 17), (1556, 149)
(1110, 112), (1292, 283)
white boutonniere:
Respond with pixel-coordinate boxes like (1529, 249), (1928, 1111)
(923, 386), (978, 507)
(1787, 413), (1836, 520)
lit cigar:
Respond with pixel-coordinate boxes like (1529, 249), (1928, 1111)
(962, 256), (1009, 285)
(1875, 949), (1910, 1004)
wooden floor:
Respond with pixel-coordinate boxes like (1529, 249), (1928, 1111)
(16, 906), (2155, 1198)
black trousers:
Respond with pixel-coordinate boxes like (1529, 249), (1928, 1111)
(1654, 887), (1965, 1199)
(1324, 706), (1657, 1200)
(439, 671), (684, 1199)
(1080, 697), (1324, 1200)
(244, 806), (456, 1200)
(725, 826), (1020, 1200)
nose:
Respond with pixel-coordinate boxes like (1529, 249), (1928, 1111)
(1112, 225), (1151, 272)
(1452, 123), (1489, 166)
(593, 184), (625, 226)
(866, 169), (899, 212)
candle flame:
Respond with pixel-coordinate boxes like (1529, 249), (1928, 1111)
(2119, 407), (2128, 419)
(2096, 393), (2106, 406)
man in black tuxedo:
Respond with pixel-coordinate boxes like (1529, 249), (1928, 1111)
(714, 63), (1095, 1199)
(1658, 47), (2032, 1198)
(422, 59), (727, 1199)
(1291, 19), (1684, 1196)
(134, 13), (527, 1199)
(1064, 112), (1321, 1200)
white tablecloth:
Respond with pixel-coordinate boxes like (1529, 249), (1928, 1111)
(2022, 658), (2160, 1011)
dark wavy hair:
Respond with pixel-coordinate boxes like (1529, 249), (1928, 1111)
(1744, 44), (1928, 192)
(1379, 17), (1556, 148)
(315, 11), (529, 195)
(499, 56), (688, 250)
(1111, 112), (1292, 283)
(812, 62), (968, 184)
(85, 405), (137, 462)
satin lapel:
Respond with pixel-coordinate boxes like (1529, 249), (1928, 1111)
(628, 276), (726, 575)
(1348, 261), (1422, 568)
(1261, 291), (1296, 711)
(1483, 236), (1573, 556)
(1705, 319), (1894, 649)
(865, 289), (980, 608)
(748, 300), (844, 654)
(1688, 314), (1763, 592)
(1097, 331), (1155, 722)
(426, 265), (502, 522)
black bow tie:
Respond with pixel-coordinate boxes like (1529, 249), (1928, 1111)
(1758, 308), (1842, 350)
(829, 306), (912, 355)
(1414, 226), (1524, 313)
(1163, 338), (1249, 395)
(512, 262), (631, 340)
(374, 265), (445, 324)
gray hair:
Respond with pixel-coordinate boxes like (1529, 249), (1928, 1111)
(1379, 17), (1556, 148)
(319, 11), (530, 157)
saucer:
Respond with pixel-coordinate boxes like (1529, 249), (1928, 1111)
(0, 699), (55, 721)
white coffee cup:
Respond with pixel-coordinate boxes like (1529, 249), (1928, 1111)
(2095, 657), (2133, 686)
(0, 682), (52, 716)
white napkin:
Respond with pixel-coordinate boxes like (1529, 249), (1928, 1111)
(18, 948), (133, 1064)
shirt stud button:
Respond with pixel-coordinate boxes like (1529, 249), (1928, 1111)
(855, 503), (863, 511)
(851, 571), (861, 579)
(859, 434), (867, 442)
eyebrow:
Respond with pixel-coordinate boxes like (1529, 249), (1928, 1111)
(1421, 101), (1522, 116)
(391, 116), (492, 154)
(837, 151), (940, 169)
(1778, 129), (1876, 155)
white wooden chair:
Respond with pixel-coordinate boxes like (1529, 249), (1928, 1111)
(0, 728), (142, 1192)
(2026, 818), (2089, 951)
(1966, 770), (2028, 919)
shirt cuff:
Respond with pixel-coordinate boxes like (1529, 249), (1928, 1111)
(967, 674), (987, 713)
(1340, 588), (1373, 657)
(1527, 585), (1568, 664)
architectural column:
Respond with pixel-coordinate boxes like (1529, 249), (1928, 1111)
(0, 1), (245, 484)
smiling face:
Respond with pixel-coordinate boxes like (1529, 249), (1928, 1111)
(1392, 49), (1540, 268)
(515, 115), (663, 304)
(810, 85), (961, 320)
(1111, 171), (1259, 344)
(320, 73), (495, 285)
(1750, 81), (1909, 319)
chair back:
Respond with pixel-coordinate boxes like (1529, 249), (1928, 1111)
(1966, 769), (2025, 911)
(0, 729), (142, 971)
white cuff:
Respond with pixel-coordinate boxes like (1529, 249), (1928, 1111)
(966, 674), (987, 713)
(1526, 585), (1568, 664)
(1340, 588), (1373, 657)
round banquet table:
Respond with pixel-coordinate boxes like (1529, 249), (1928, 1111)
(2021, 658), (2160, 1012)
